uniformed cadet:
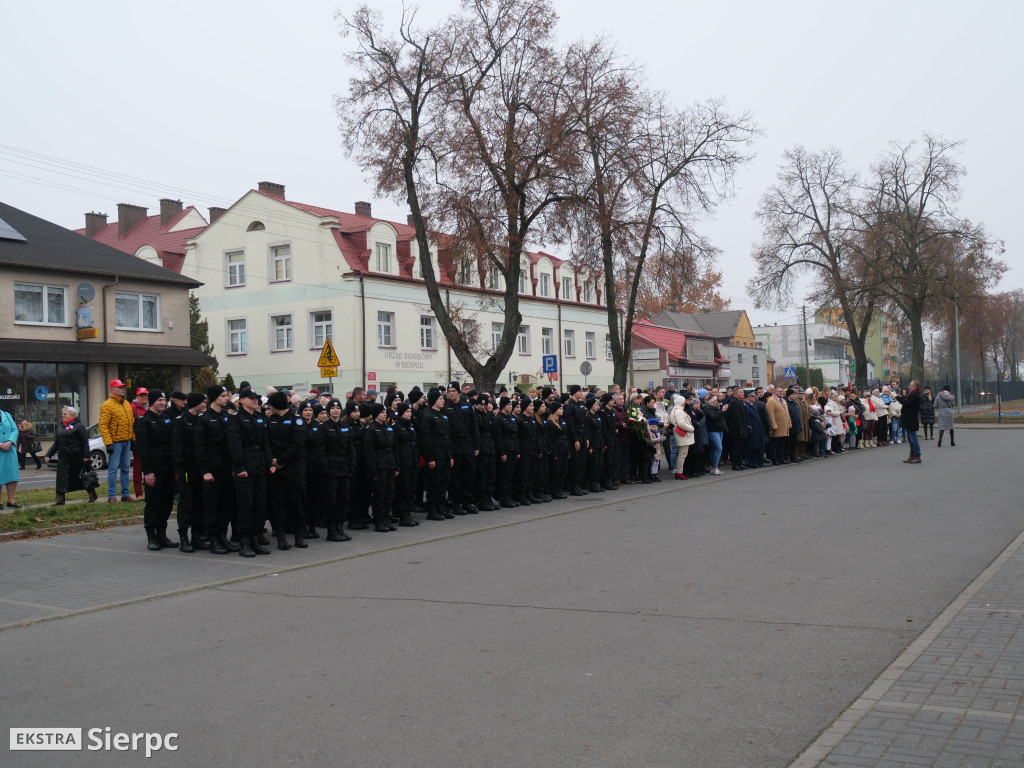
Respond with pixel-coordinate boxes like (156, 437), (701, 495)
(227, 389), (274, 556)
(545, 401), (569, 499)
(533, 399), (551, 503)
(392, 402), (420, 527)
(492, 396), (519, 508)
(266, 390), (308, 549)
(170, 391), (208, 552)
(473, 394), (497, 510)
(134, 390), (177, 551)
(599, 393), (619, 491)
(564, 387), (588, 496)
(347, 403), (373, 530)
(418, 389), (453, 521)
(303, 402), (327, 539)
(585, 394), (605, 493)
(444, 381), (480, 514)
(194, 385), (239, 554)
(323, 398), (356, 542)
(514, 397), (540, 506)
(364, 402), (399, 532)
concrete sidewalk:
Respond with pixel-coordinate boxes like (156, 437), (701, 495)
(792, 529), (1024, 767)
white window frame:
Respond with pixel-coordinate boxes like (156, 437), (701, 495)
(375, 243), (391, 273)
(491, 322), (504, 354)
(270, 244), (292, 282)
(13, 282), (68, 326)
(539, 273), (550, 297)
(228, 318), (248, 355)
(517, 325), (530, 355)
(541, 327), (554, 356)
(487, 269), (501, 291)
(377, 311), (395, 348)
(605, 333), (613, 360)
(310, 310), (332, 349)
(271, 314), (294, 352)
(561, 276), (573, 301)
(463, 318), (478, 351)
(114, 291), (160, 332)
(420, 315), (436, 350)
(583, 282), (593, 303)
(518, 271), (527, 294)
(585, 331), (596, 359)
(457, 260), (473, 286)
(563, 329), (576, 358)
(225, 250), (245, 287)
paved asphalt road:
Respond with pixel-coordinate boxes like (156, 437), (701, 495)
(2, 431), (1022, 767)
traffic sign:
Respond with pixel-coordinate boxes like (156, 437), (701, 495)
(316, 338), (340, 368)
(542, 354), (558, 373)
(320, 367), (338, 378)
(783, 366), (797, 379)
(580, 361), (593, 376)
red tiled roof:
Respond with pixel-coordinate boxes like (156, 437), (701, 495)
(256, 190), (418, 238)
(632, 321), (726, 364)
(75, 206), (205, 274)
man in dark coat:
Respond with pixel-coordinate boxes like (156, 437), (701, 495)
(135, 390), (177, 551)
(900, 381), (923, 464)
(443, 381), (480, 514)
(742, 391), (766, 467)
(171, 392), (208, 551)
(419, 389), (454, 520)
(227, 389), (275, 556)
(724, 393), (749, 471)
(194, 385), (238, 554)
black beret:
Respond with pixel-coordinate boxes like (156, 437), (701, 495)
(186, 392), (207, 409)
(238, 389), (260, 401)
(267, 391), (290, 410)
(207, 385), (227, 402)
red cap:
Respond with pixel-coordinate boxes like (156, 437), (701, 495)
(136, 387), (149, 395)
(109, 379), (126, 388)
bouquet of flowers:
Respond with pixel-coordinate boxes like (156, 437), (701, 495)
(627, 403), (651, 444)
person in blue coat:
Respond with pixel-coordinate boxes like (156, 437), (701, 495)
(742, 391), (766, 467)
(0, 407), (21, 508)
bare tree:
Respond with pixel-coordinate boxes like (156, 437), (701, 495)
(562, 38), (755, 385)
(748, 146), (880, 387)
(859, 134), (1004, 382)
(338, 0), (576, 389)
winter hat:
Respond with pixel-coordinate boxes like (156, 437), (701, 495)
(238, 389), (260, 402)
(696, 388), (709, 399)
(541, 387), (554, 400)
(207, 384), (227, 402)
(499, 396), (512, 410)
(448, 381), (460, 391)
(599, 392), (613, 405)
(568, 384), (582, 395)
(344, 402), (357, 416)
(266, 391), (289, 410)
(170, 391), (186, 401)
(426, 389), (444, 407)
(396, 402), (411, 416)
(326, 398), (342, 411)
(559, 393), (572, 404)
(186, 392), (207, 409)
(311, 403), (325, 418)
(358, 403), (373, 419)
(147, 389), (166, 402)
(408, 391), (424, 405)
(370, 403), (386, 419)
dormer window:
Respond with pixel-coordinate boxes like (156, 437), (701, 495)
(518, 271), (527, 294)
(561, 276), (572, 300)
(583, 282), (593, 303)
(376, 243), (391, 272)
(539, 273), (550, 297)
(458, 259), (473, 285)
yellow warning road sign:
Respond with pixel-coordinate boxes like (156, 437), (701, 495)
(319, 366), (338, 378)
(316, 338), (340, 368)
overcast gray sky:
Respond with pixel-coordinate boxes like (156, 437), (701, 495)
(3, 0), (1020, 328)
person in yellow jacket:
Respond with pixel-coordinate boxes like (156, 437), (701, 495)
(99, 378), (137, 503)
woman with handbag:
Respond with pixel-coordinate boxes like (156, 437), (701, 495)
(17, 419), (43, 470)
(668, 394), (694, 480)
(44, 406), (96, 504)
(0, 407), (21, 508)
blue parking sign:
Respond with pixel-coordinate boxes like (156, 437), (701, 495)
(542, 355), (558, 373)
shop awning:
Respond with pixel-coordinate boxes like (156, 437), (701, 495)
(0, 338), (216, 367)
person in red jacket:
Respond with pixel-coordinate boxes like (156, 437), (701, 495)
(130, 387), (149, 499)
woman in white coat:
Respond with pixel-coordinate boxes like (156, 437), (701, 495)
(668, 394), (695, 480)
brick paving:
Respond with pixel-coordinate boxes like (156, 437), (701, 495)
(792, 529), (1024, 768)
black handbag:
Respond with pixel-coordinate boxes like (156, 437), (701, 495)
(80, 468), (99, 490)
(30, 440), (42, 453)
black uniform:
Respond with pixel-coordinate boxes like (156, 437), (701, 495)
(364, 420), (399, 531)
(267, 411), (307, 544)
(545, 417), (569, 498)
(135, 408), (177, 538)
(419, 407), (453, 519)
(194, 407), (236, 544)
(226, 407), (273, 538)
(392, 418), (419, 525)
(533, 416), (550, 501)
(599, 404), (618, 489)
(304, 419), (328, 536)
(492, 411), (519, 505)
(564, 397), (588, 492)
(585, 407), (605, 491)
(171, 410), (206, 545)
(514, 413), (539, 504)
(473, 408), (496, 508)
(444, 396), (480, 513)
(323, 418), (357, 536)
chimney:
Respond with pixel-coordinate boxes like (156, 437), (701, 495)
(116, 203), (148, 236)
(159, 198), (183, 225)
(84, 212), (108, 238)
(355, 201), (372, 218)
(208, 207), (227, 224)
(258, 181), (285, 200)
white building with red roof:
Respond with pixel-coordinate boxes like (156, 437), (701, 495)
(75, 198), (207, 273)
(183, 182), (617, 393)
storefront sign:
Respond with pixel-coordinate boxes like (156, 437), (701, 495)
(631, 348), (660, 360)
(0, 387), (19, 400)
(686, 339), (715, 363)
(668, 366), (714, 378)
(716, 368), (732, 379)
(632, 359), (661, 371)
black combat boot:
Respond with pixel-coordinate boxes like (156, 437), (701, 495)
(156, 528), (178, 548)
(208, 532), (230, 555)
(326, 524), (345, 542)
(276, 534), (292, 551)
(238, 537), (256, 557)
(178, 530), (195, 553)
(251, 535), (271, 555)
(145, 527), (161, 551)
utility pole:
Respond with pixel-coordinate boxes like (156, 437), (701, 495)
(954, 300), (963, 414)
(802, 304), (810, 386)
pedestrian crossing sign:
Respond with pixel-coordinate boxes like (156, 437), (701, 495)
(317, 338), (340, 368)
(784, 366), (797, 378)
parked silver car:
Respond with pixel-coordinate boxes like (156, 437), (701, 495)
(49, 423), (129, 471)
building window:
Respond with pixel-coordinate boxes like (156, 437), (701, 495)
(488, 269), (501, 291)
(13, 283), (67, 325)
(585, 331), (596, 358)
(737, 353), (743, 364)
(539, 273), (550, 297)
(605, 334), (613, 360)
(457, 260), (473, 285)
(518, 271), (527, 294)
(226, 250), (245, 287)
(115, 292), (159, 331)
(563, 329), (576, 358)
(561, 276), (572, 300)
(753, 354), (758, 364)
(377, 311), (395, 347)
(376, 243), (391, 273)
(541, 327), (554, 355)
(491, 322), (503, 354)
(311, 311), (332, 348)
(517, 325), (530, 355)
(270, 244), (291, 282)
(271, 314), (293, 351)
(752, 367), (760, 379)
(463, 318), (478, 350)
(228, 319), (248, 354)
(583, 282), (593, 303)
(420, 316), (435, 350)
